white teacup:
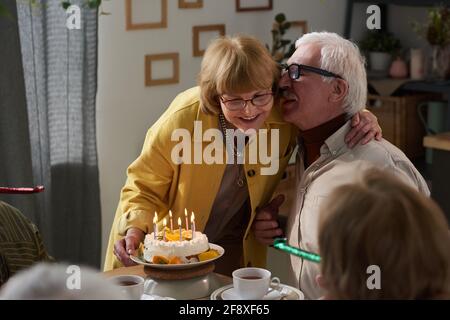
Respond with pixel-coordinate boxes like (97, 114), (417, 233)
(232, 267), (280, 300)
(110, 275), (145, 300)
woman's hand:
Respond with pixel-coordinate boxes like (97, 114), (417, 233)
(345, 109), (382, 148)
(113, 227), (145, 267)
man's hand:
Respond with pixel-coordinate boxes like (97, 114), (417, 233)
(253, 195), (285, 246)
(113, 227), (144, 267)
(345, 109), (382, 148)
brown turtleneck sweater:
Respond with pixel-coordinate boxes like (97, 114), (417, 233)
(298, 114), (347, 168)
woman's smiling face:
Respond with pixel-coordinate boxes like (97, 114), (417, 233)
(219, 89), (274, 133)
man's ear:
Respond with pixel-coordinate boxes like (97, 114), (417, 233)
(316, 274), (332, 300)
(316, 274), (328, 289)
(329, 79), (348, 103)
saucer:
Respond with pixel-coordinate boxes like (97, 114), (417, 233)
(221, 287), (282, 300)
(141, 294), (176, 300)
(210, 283), (304, 300)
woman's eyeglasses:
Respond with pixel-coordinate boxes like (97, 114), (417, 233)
(219, 92), (274, 111)
(280, 63), (344, 81)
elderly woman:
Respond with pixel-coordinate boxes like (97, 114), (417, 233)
(105, 35), (381, 275)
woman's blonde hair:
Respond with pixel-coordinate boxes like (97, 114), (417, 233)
(318, 168), (450, 299)
(198, 35), (280, 114)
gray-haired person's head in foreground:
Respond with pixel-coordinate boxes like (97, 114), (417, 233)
(0, 263), (128, 300)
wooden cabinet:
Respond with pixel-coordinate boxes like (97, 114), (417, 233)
(367, 94), (437, 159)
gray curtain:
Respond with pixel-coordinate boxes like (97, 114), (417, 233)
(0, 0), (101, 268)
(0, 0), (38, 222)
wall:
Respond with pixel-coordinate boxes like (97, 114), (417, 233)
(97, 0), (431, 268)
(351, 3), (429, 49)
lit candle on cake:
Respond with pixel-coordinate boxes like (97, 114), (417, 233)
(191, 212), (196, 239)
(184, 208), (189, 231)
(178, 217), (182, 241)
(153, 212), (158, 240)
(169, 210), (173, 232)
(163, 218), (167, 241)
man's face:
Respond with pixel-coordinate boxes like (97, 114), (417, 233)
(279, 43), (340, 131)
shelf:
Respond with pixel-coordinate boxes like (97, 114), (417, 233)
(424, 132), (450, 151)
(402, 81), (450, 94)
(366, 78), (450, 130)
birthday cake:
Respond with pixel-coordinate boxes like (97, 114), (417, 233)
(143, 228), (216, 264)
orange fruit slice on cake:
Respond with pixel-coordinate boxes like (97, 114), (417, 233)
(168, 256), (183, 264)
(198, 249), (219, 262)
(152, 256), (169, 264)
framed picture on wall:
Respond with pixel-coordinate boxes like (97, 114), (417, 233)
(126, 0), (168, 30)
(285, 21), (308, 41)
(236, 0), (273, 12)
(290, 21), (308, 34)
(179, 0), (203, 9)
(193, 24), (226, 57)
(145, 53), (180, 86)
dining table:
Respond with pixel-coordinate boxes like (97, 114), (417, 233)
(103, 264), (232, 300)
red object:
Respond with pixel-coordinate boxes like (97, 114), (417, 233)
(0, 186), (45, 194)
(389, 57), (408, 79)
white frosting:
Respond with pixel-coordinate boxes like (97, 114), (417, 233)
(143, 231), (209, 262)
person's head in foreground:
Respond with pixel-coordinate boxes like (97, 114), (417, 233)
(0, 263), (127, 300)
(199, 34), (280, 133)
(318, 169), (450, 299)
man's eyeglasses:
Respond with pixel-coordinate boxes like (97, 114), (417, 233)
(219, 92), (274, 111)
(280, 63), (343, 81)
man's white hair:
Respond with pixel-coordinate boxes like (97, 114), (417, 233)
(295, 32), (367, 115)
(0, 263), (127, 300)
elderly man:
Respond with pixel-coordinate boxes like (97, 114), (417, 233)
(253, 32), (429, 299)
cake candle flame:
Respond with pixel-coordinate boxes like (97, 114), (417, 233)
(191, 212), (196, 239)
(178, 217), (182, 241)
(163, 218), (167, 241)
(184, 208), (189, 231)
(153, 212), (158, 240)
(169, 210), (173, 232)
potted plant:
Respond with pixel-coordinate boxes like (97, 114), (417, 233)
(267, 13), (297, 63)
(413, 5), (450, 80)
(359, 30), (402, 72)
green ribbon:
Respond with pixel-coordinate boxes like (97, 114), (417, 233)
(273, 238), (321, 263)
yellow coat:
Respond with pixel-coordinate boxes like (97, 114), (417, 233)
(104, 87), (295, 271)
